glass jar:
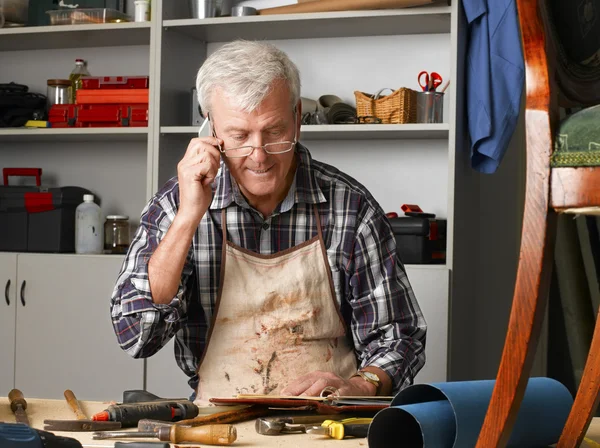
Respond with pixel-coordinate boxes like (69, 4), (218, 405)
(104, 215), (130, 254)
(46, 79), (72, 110)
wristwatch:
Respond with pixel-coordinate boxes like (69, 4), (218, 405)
(352, 370), (381, 392)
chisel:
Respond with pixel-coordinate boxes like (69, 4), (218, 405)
(93, 424), (237, 445)
(8, 389), (30, 426)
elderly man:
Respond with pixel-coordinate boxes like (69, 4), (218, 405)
(110, 40), (426, 402)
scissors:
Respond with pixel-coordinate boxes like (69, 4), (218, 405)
(418, 71), (443, 92)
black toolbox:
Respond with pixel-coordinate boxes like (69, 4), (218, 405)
(0, 168), (91, 253)
(389, 217), (447, 264)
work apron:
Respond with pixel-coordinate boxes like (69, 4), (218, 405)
(195, 205), (357, 402)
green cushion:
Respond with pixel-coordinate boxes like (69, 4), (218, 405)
(552, 104), (600, 167)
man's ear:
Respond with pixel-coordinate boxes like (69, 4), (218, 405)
(295, 100), (302, 134)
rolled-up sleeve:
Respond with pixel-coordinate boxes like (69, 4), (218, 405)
(110, 179), (195, 359)
(348, 206), (427, 394)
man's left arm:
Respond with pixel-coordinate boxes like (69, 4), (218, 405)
(347, 206), (427, 395)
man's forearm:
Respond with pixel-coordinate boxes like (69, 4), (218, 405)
(148, 214), (198, 304)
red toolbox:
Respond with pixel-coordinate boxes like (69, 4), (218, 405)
(76, 89), (149, 105)
(48, 104), (148, 127)
(48, 104), (78, 128)
(0, 168), (91, 253)
(80, 76), (149, 90)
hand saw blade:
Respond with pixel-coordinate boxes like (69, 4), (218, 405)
(44, 419), (122, 432)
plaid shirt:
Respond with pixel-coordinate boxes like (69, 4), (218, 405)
(110, 143), (427, 394)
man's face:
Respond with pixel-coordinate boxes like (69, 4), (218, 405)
(210, 81), (300, 211)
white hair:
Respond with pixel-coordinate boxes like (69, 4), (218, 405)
(196, 40), (301, 116)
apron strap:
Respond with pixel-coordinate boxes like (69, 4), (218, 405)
(313, 204), (325, 243)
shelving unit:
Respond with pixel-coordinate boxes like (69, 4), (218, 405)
(0, 22), (151, 51)
(0, 127), (148, 142)
(163, 7), (451, 41)
(161, 124), (450, 140)
(2, 0), (523, 401)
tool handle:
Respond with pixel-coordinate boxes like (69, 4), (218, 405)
(64, 390), (87, 420)
(341, 423), (370, 439)
(177, 406), (269, 427)
(159, 424), (237, 445)
(100, 401), (199, 427)
(8, 389), (26, 412)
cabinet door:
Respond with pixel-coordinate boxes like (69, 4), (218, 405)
(146, 339), (196, 399)
(406, 266), (449, 384)
(14, 254), (144, 401)
(0, 253), (17, 395)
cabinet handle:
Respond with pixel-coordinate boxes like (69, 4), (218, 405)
(20, 280), (26, 306)
(4, 279), (9, 306)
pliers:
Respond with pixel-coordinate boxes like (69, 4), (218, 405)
(306, 417), (373, 439)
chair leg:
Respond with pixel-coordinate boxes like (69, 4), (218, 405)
(475, 211), (557, 447)
(475, 112), (558, 448)
(557, 307), (600, 448)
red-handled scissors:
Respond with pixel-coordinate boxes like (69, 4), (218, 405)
(418, 71), (443, 92)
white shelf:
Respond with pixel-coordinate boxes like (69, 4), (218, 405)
(164, 6), (452, 42)
(161, 124), (449, 140)
(0, 22), (151, 51)
(405, 264), (448, 270)
(0, 127), (148, 142)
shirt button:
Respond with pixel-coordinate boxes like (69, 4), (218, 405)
(262, 222), (270, 230)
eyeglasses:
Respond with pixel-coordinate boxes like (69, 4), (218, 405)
(209, 113), (298, 159)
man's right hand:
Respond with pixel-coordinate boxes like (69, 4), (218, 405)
(177, 136), (223, 224)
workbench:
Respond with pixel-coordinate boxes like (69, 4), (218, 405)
(1, 398), (600, 447)
(0, 398), (369, 447)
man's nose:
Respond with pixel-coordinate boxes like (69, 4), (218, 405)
(248, 137), (268, 162)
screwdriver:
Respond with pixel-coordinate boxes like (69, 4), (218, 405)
(92, 424), (237, 446)
(306, 417), (373, 439)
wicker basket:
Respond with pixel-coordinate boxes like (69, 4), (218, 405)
(354, 87), (417, 124)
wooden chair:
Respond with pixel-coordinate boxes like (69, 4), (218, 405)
(475, 0), (600, 447)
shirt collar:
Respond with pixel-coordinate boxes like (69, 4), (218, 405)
(209, 143), (326, 212)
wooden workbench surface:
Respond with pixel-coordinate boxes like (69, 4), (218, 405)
(1, 397), (600, 447)
(0, 397), (367, 447)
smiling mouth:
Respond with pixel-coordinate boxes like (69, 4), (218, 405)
(248, 166), (273, 174)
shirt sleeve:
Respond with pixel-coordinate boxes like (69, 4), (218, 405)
(347, 205), (427, 394)
(109, 179), (196, 359)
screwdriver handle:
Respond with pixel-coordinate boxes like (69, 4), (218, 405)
(64, 390), (87, 420)
(158, 424), (237, 445)
(8, 389), (27, 412)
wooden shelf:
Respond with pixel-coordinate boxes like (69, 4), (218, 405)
(161, 124), (449, 140)
(0, 128), (149, 142)
(164, 6), (451, 42)
(0, 22), (151, 51)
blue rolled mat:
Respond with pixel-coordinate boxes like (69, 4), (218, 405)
(368, 377), (573, 448)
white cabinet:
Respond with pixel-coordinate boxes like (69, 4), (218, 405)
(0, 253), (17, 396)
(407, 266), (449, 384)
(146, 340), (197, 399)
(0, 253), (143, 401)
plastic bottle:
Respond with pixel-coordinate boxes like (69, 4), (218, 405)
(69, 59), (91, 104)
(75, 194), (103, 254)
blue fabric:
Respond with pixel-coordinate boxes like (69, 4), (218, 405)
(463, 0), (525, 173)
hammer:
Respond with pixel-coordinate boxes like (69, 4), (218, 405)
(255, 415), (349, 435)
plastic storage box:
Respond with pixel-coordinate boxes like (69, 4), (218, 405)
(81, 76), (150, 90)
(0, 168), (91, 253)
(46, 8), (129, 25)
(389, 217), (447, 264)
